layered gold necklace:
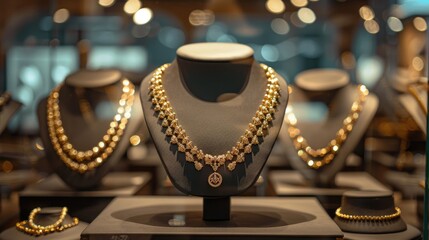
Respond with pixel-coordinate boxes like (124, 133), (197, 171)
(149, 64), (280, 188)
(285, 85), (368, 169)
(47, 79), (135, 173)
(16, 207), (79, 236)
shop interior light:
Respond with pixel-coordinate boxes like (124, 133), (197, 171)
(387, 16), (403, 32)
(364, 19), (379, 34)
(189, 9), (215, 26)
(124, 0), (141, 15)
(271, 18), (290, 35)
(413, 17), (427, 31)
(359, 5), (375, 21)
(98, 0), (115, 7)
(133, 8), (153, 25)
(53, 8), (70, 23)
(291, 0), (308, 8)
(297, 8), (316, 24)
(265, 0), (286, 14)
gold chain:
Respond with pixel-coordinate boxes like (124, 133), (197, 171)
(46, 80), (135, 173)
(0, 92), (11, 110)
(149, 63), (280, 188)
(28, 207), (67, 230)
(16, 207), (79, 236)
(335, 207), (401, 221)
(285, 85), (368, 169)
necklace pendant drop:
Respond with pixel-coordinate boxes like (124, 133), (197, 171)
(208, 172), (222, 187)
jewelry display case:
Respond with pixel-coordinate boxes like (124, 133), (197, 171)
(0, 0), (427, 239)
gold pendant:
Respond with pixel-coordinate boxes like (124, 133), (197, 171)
(208, 172), (222, 188)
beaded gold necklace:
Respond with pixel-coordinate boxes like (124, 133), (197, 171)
(285, 85), (368, 169)
(47, 79), (135, 173)
(16, 207), (79, 236)
(149, 63), (280, 188)
(335, 206), (401, 221)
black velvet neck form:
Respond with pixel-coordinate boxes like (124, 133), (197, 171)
(141, 60), (288, 196)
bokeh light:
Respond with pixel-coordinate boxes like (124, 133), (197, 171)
(53, 8), (70, 24)
(297, 8), (316, 24)
(133, 8), (153, 25)
(265, 0), (286, 14)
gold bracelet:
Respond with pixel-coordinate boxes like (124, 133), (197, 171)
(28, 207), (67, 230)
(335, 207), (401, 221)
(16, 207), (79, 236)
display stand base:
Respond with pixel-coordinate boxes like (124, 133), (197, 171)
(0, 221), (88, 240)
(269, 171), (389, 216)
(81, 196), (343, 240)
(343, 224), (421, 240)
(19, 172), (151, 222)
(203, 197), (230, 221)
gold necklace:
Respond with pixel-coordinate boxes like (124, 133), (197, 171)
(149, 63), (280, 188)
(47, 79), (135, 173)
(335, 207), (401, 221)
(0, 92), (11, 110)
(285, 85), (368, 169)
(16, 207), (79, 236)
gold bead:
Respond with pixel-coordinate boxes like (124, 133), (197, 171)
(166, 127), (173, 136)
(251, 135), (259, 145)
(244, 144), (252, 154)
(178, 143), (186, 152)
(236, 153), (245, 163)
(227, 162), (236, 171)
(194, 161), (203, 170)
(185, 152), (194, 162)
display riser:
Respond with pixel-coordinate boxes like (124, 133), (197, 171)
(81, 196), (343, 240)
(19, 172), (151, 222)
(269, 171), (390, 217)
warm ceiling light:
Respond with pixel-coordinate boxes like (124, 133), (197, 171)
(53, 8), (70, 23)
(297, 7), (316, 24)
(99, 0), (115, 7)
(133, 8), (153, 25)
(364, 19), (379, 34)
(189, 9), (215, 26)
(124, 0), (141, 15)
(291, 0), (308, 7)
(413, 17), (427, 32)
(387, 16), (403, 32)
(265, 0), (286, 14)
(359, 5), (374, 21)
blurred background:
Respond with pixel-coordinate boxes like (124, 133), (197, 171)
(0, 0), (427, 233)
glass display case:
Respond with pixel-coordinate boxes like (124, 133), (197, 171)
(0, 0), (427, 239)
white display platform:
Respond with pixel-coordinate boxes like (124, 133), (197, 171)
(81, 196), (343, 240)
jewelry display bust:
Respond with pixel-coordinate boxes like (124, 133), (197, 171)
(38, 69), (143, 190)
(280, 69), (378, 187)
(140, 43), (288, 197)
(0, 92), (22, 135)
(335, 191), (406, 234)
